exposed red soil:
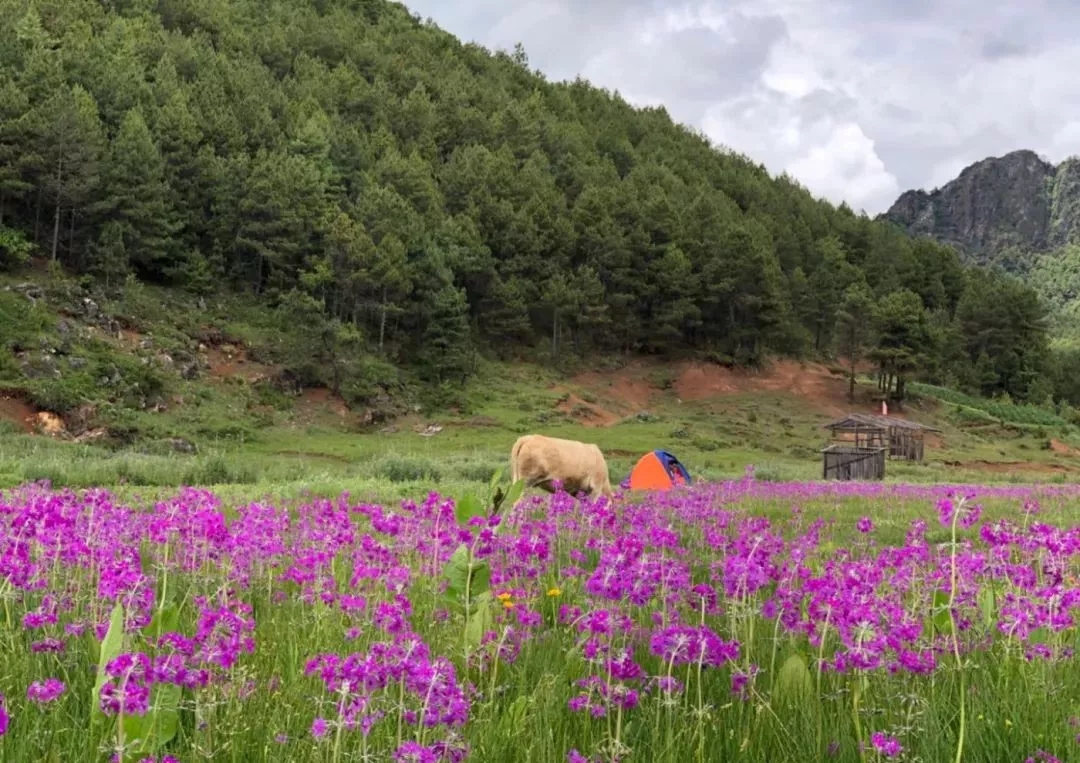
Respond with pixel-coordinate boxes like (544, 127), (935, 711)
(1049, 438), (1079, 457)
(553, 358), (900, 428)
(295, 386), (350, 419)
(118, 328), (142, 349)
(943, 459), (1074, 475)
(569, 357), (885, 419)
(554, 392), (621, 427)
(0, 393), (38, 433)
(671, 359), (873, 417)
(203, 343), (278, 384)
(568, 369), (654, 411)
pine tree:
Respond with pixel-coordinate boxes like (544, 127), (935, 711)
(415, 254), (473, 384)
(96, 108), (181, 280)
(836, 280), (875, 401)
(0, 79), (35, 226)
(33, 85), (105, 264)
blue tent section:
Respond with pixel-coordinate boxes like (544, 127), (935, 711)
(655, 450), (692, 485)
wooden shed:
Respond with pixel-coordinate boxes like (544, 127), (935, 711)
(823, 413), (939, 463)
(822, 444), (886, 481)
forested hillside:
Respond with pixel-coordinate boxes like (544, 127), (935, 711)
(0, 0), (1061, 410)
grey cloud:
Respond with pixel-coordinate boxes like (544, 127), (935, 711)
(980, 37), (1031, 60)
(793, 89), (858, 123)
(580, 12), (787, 118)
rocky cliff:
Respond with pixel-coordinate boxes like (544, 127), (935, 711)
(881, 149), (1080, 271)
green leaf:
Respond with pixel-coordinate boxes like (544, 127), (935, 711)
(931, 589), (954, 635)
(122, 682), (182, 757)
(443, 544), (491, 608)
(978, 586), (995, 630)
(773, 653), (814, 708)
(469, 559), (491, 600)
(454, 494), (486, 527)
(1028, 627), (1050, 645)
(444, 544), (471, 598)
(145, 601), (179, 642)
(488, 466), (504, 495)
(498, 695), (530, 736)
(464, 590), (494, 648)
(92, 601), (126, 725)
(503, 479), (525, 510)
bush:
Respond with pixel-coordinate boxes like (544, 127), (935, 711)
(377, 457), (442, 483)
(339, 356), (402, 407)
(456, 462), (499, 483)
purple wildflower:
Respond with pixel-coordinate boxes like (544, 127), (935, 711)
(27, 678), (65, 704)
(870, 732), (902, 758)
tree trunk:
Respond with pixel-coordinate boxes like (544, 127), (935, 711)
(34, 186), (42, 245)
(51, 203), (61, 261)
(379, 285), (387, 353)
(51, 154), (63, 261)
(848, 356), (856, 403)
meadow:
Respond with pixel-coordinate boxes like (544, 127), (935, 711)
(2, 473), (1080, 763)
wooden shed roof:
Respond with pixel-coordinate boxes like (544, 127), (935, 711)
(823, 413), (941, 433)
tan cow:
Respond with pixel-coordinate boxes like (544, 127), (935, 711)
(509, 434), (614, 499)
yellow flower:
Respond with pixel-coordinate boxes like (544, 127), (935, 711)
(502, 600), (515, 610)
(496, 592), (512, 602)
(547, 587), (562, 597)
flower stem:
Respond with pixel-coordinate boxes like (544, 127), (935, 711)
(949, 503), (966, 763)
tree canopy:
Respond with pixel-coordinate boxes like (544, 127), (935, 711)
(0, 0), (1057, 405)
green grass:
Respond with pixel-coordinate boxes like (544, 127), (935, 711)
(2, 266), (1080, 499)
(3, 361), (1080, 500)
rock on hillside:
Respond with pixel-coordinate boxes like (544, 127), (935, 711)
(880, 149), (1080, 270)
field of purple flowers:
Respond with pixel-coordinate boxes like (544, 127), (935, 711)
(3, 473), (1080, 762)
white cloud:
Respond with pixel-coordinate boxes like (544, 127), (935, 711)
(785, 124), (899, 212)
(401, 0), (1080, 216)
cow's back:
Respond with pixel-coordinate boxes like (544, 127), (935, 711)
(510, 434), (603, 494)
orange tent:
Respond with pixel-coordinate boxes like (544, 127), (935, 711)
(627, 450), (693, 491)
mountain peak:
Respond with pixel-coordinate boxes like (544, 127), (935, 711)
(880, 150), (1080, 268)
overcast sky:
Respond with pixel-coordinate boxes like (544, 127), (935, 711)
(399, 0), (1080, 217)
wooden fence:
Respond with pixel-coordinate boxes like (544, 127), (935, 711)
(822, 444), (886, 481)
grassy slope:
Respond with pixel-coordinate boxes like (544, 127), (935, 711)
(2, 266), (1080, 501)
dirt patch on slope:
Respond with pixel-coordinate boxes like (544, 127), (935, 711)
(943, 459), (1074, 475)
(294, 386), (350, 420)
(203, 344), (277, 383)
(555, 393), (621, 427)
(555, 357), (888, 424)
(672, 359), (861, 416)
(569, 368), (654, 410)
(0, 394), (39, 433)
(1049, 438), (1079, 457)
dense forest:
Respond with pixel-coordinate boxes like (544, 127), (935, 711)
(0, 0), (1064, 407)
